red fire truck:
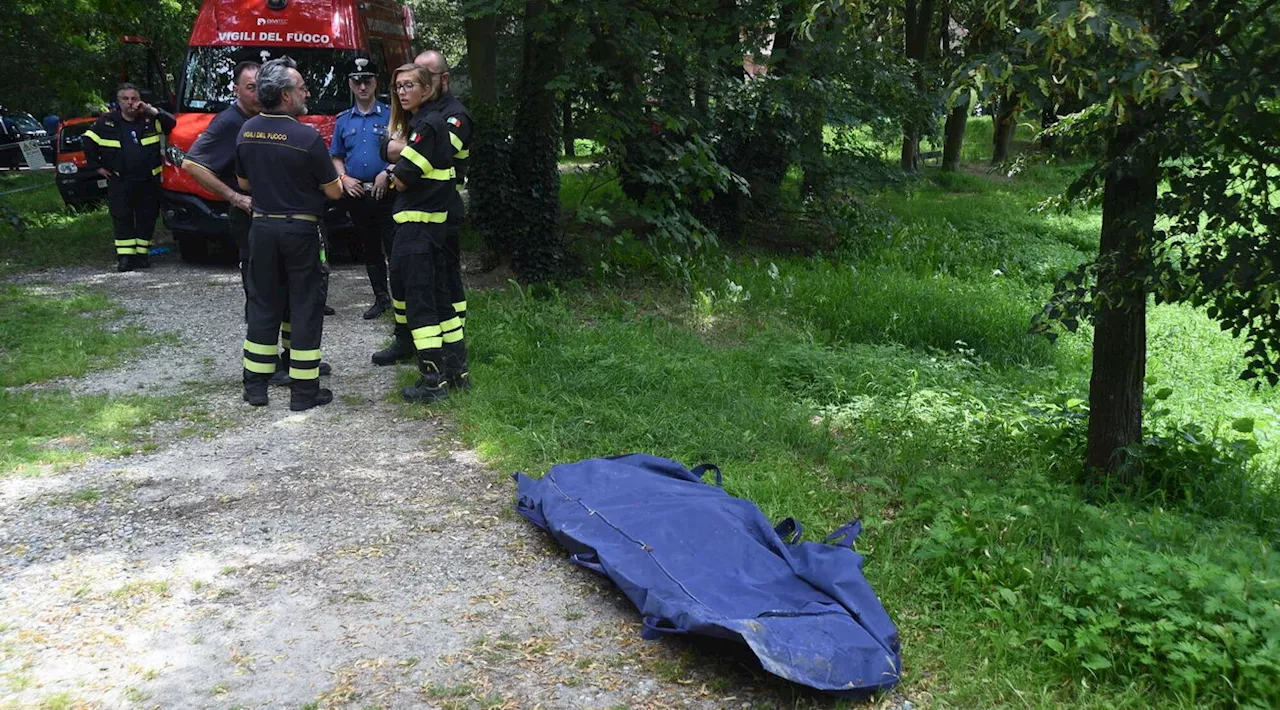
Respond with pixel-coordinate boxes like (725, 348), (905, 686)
(162, 0), (414, 262)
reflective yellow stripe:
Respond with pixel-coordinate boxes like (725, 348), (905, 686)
(114, 239), (136, 247)
(449, 133), (463, 151)
(392, 299), (406, 310)
(411, 325), (442, 339)
(281, 338), (291, 349)
(455, 149), (469, 159)
(452, 301), (467, 312)
(442, 329), (464, 343)
(116, 246), (135, 255)
(414, 336), (443, 351)
(243, 340), (276, 356)
(140, 134), (160, 146)
(154, 120), (161, 132)
(395, 313), (407, 324)
(243, 358), (275, 373)
(291, 348), (322, 361)
(401, 146), (455, 181)
(85, 130), (121, 148)
(393, 210), (448, 224)
(439, 317), (462, 332)
(134, 245), (148, 254)
(151, 165), (163, 176)
(289, 366), (319, 380)
(281, 322), (291, 332)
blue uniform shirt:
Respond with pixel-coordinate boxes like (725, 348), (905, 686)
(329, 101), (390, 182)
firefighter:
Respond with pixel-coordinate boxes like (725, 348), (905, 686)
(182, 60), (261, 306)
(330, 55), (395, 320)
(413, 50), (473, 391)
(236, 57), (343, 411)
(84, 83), (176, 272)
(373, 50), (473, 390)
(379, 63), (457, 403)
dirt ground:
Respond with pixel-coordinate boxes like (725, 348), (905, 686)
(0, 254), (912, 710)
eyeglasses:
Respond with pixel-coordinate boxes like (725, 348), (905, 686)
(394, 82), (420, 92)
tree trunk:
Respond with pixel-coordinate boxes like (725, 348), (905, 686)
(991, 92), (1018, 164)
(509, 0), (572, 281)
(1084, 116), (1159, 476)
(465, 14), (498, 106)
(464, 12), (515, 270)
(941, 100), (968, 171)
(563, 93), (575, 157)
(900, 0), (937, 172)
(1040, 103), (1058, 151)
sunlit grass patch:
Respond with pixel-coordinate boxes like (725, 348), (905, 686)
(0, 285), (156, 386)
(0, 390), (186, 476)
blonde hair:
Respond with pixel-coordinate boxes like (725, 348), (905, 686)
(389, 63), (435, 138)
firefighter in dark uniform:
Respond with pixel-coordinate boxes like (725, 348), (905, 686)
(414, 50), (473, 391)
(330, 55), (395, 320)
(182, 60), (261, 307)
(236, 57), (343, 411)
(379, 63), (458, 403)
(84, 83), (176, 272)
(373, 50), (473, 390)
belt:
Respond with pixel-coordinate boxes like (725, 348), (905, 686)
(252, 212), (319, 222)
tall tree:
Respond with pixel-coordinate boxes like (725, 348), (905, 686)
(997, 0), (1280, 477)
(507, 0), (574, 280)
(900, 0), (939, 172)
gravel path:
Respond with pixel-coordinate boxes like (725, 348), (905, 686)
(1, 254), (906, 709)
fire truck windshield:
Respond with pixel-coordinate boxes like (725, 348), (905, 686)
(180, 47), (360, 115)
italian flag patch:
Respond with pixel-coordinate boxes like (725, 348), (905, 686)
(410, 132), (419, 142)
(447, 117), (461, 127)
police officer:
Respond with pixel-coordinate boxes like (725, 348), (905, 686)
(373, 50), (473, 390)
(182, 60), (261, 304)
(84, 83), (176, 272)
(379, 63), (457, 403)
(331, 55), (395, 320)
(236, 57), (343, 411)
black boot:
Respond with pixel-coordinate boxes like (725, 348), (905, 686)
(371, 325), (414, 366)
(290, 378), (333, 411)
(402, 353), (449, 403)
(117, 255), (133, 272)
(442, 340), (471, 392)
(134, 253), (151, 269)
(363, 264), (391, 319)
(242, 374), (268, 406)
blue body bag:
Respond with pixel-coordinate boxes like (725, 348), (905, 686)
(513, 454), (902, 695)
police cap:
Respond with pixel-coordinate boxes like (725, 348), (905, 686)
(346, 55), (378, 79)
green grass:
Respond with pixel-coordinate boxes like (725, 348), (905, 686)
(0, 389), (186, 476)
(0, 171), (117, 273)
(438, 133), (1280, 707)
(0, 285), (157, 386)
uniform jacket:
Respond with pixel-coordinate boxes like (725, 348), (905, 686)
(84, 109), (176, 181)
(421, 92), (472, 189)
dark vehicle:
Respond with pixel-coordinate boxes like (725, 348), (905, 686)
(54, 116), (108, 209)
(0, 108), (54, 169)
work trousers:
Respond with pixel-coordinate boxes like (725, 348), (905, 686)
(344, 191), (395, 301)
(444, 191), (467, 332)
(389, 224), (461, 374)
(108, 178), (160, 256)
(229, 206), (252, 316)
(241, 219), (326, 384)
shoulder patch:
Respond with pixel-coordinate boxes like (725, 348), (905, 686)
(447, 116), (461, 127)
(337, 108), (351, 117)
(409, 132), (419, 142)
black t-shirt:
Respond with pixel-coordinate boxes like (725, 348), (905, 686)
(185, 103), (251, 194)
(235, 113), (339, 216)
